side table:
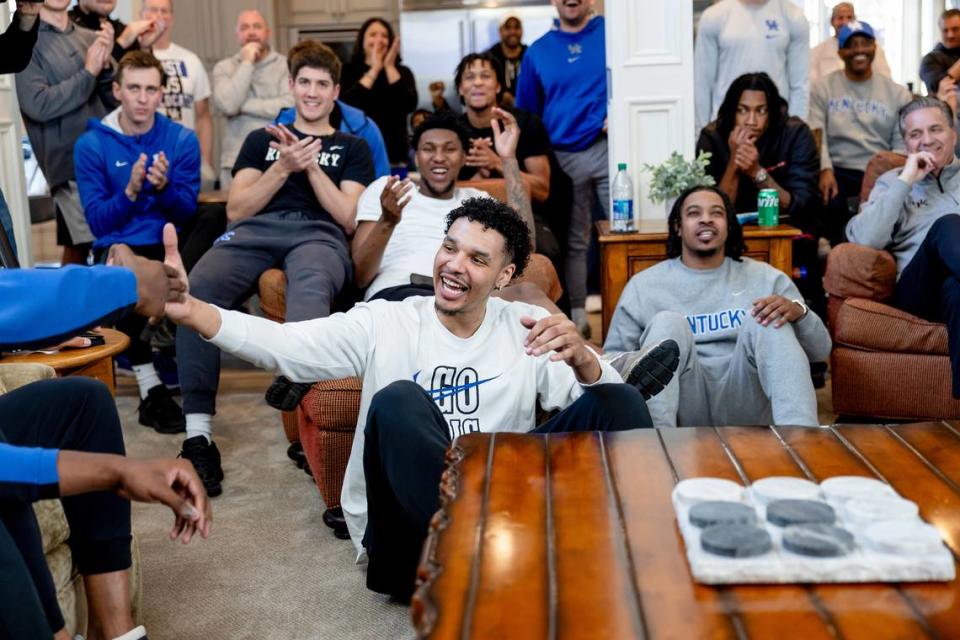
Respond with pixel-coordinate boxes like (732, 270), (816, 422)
(1, 328), (129, 396)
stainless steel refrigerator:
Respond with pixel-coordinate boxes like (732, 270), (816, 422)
(400, 1), (558, 112)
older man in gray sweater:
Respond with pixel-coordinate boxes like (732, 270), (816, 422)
(212, 10), (292, 189)
(605, 185), (831, 428)
(846, 96), (960, 398)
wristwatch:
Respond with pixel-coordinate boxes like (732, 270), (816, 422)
(791, 298), (809, 320)
(753, 168), (768, 185)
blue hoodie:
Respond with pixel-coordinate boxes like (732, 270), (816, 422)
(276, 101), (391, 179)
(515, 16), (607, 152)
(74, 110), (200, 250)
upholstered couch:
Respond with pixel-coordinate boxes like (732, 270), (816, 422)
(823, 151), (960, 420)
(0, 363), (142, 636)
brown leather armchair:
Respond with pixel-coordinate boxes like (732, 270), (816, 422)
(824, 152), (960, 419)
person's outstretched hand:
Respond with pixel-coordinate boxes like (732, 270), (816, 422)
(107, 241), (185, 320)
(114, 457), (212, 544)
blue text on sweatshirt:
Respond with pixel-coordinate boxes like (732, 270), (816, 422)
(276, 101), (391, 179)
(0, 265), (137, 351)
(515, 16), (607, 152)
(74, 112), (200, 249)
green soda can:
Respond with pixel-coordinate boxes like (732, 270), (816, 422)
(758, 189), (779, 227)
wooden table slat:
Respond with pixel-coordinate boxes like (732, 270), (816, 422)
(466, 434), (550, 639)
(720, 427), (930, 639)
(413, 434), (493, 639)
(781, 426), (960, 639)
(548, 432), (645, 639)
(605, 430), (739, 639)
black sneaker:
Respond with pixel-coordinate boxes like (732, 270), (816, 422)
(138, 385), (186, 434)
(265, 375), (313, 411)
(604, 339), (681, 400)
(179, 436), (224, 497)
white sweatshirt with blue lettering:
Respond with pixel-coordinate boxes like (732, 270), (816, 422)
(604, 257), (831, 370)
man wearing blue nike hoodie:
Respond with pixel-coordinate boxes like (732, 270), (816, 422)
(515, 0), (606, 337)
(75, 50), (200, 435)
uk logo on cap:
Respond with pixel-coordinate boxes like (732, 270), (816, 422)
(838, 20), (876, 48)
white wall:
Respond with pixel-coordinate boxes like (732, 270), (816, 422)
(606, 0), (695, 221)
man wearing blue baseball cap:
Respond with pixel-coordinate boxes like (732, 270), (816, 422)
(808, 20), (911, 246)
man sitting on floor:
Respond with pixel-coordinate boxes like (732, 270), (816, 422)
(846, 96), (960, 400)
(175, 40), (374, 496)
(75, 50), (200, 434)
(162, 199), (677, 603)
(604, 185), (832, 428)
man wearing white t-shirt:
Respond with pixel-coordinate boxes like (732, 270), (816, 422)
(695, 0), (810, 131)
(142, 0), (214, 187)
(809, 2), (891, 85)
(352, 110), (537, 302)
(162, 198), (670, 601)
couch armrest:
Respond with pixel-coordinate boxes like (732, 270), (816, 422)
(516, 253), (563, 303)
(823, 243), (897, 303)
(0, 363), (57, 394)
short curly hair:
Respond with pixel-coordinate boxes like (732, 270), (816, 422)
(411, 111), (470, 153)
(444, 197), (531, 279)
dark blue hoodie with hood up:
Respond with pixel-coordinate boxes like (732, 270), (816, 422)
(74, 109), (200, 250)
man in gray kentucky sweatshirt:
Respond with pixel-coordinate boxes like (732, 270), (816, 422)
(846, 96), (960, 398)
(605, 186), (831, 427)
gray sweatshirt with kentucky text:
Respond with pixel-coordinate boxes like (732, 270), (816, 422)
(846, 158), (960, 277)
(808, 70), (911, 172)
(604, 257), (832, 374)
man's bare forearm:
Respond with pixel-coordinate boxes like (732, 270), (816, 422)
(352, 220), (395, 288)
(227, 164), (290, 221)
(503, 157), (536, 247)
(306, 168), (358, 233)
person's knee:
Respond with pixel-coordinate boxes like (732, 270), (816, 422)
(582, 383), (651, 425)
(648, 311), (691, 336)
(929, 213), (960, 237)
(366, 381), (425, 439)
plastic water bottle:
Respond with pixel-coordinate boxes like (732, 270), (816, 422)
(611, 163), (635, 233)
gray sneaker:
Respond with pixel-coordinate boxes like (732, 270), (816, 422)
(603, 339), (680, 400)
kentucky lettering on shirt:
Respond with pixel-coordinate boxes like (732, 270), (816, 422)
(827, 96), (892, 119)
(264, 148), (341, 168)
(686, 309), (747, 335)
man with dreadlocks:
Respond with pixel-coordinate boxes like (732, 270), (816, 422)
(604, 185), (831, 428)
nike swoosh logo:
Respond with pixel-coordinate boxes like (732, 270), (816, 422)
(567, 56), (580, 63)
(411, 371), (502, 402)
(329, 145), (344, 150)
(765, 34), (778, 39)
(115, 161), (129, 167)
(732, 289), (746, 296)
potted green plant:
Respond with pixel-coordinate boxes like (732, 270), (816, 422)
(643, 151), (716, 215)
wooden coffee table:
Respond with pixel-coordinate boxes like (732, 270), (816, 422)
(413, 424), (960, 639)
(1, 328), (129, 396)
(596, 220), (801, 340)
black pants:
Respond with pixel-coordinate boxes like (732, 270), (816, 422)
(362, 380), (652, 601)
(893, 214), (960, 397)
(0, 378), (132, 638)
(96, 244), (165, 366)
(822, 167), (864, 246)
